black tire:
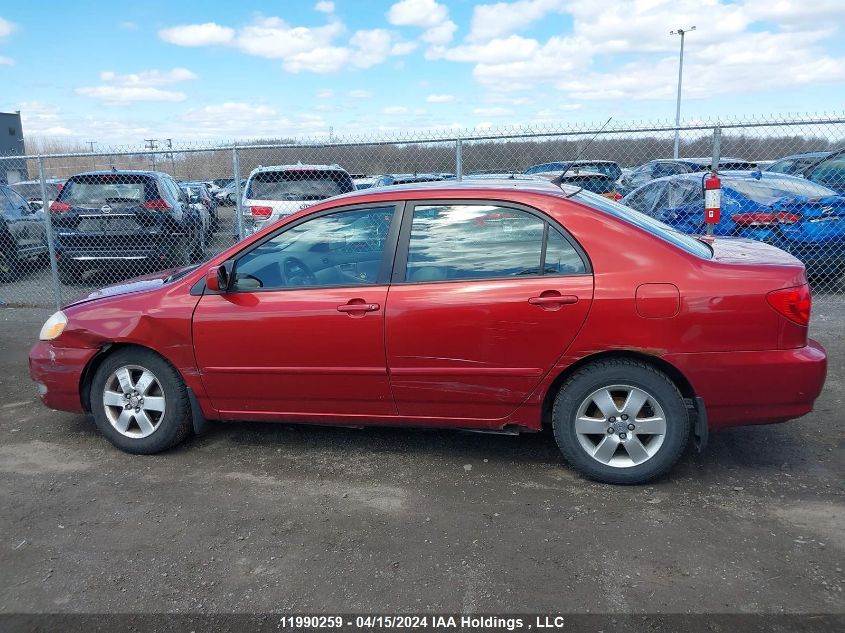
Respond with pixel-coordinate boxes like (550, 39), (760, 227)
(58, 261), (81, 284)
(192, 227), (207, 262)
(552, 359), (690, 485)
(0, 242), (19, 282)
(90, 347), (192, 454)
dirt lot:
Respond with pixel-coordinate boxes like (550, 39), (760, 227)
(0, 301), (842, 620)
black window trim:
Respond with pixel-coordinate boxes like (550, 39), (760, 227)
(204, 200), (405, 295)
(390, 198), (592, 285)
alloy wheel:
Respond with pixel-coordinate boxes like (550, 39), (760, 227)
(102, 365), (167, 438)
(574, 384), (667, 468)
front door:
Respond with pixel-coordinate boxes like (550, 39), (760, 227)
(193, 204), (400, 419)
(385, 202), (594, 423)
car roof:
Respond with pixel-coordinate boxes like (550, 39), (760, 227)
(775, 151), (832, 161)
(249, 163), (346, 175)
(646, 169), (812, 187)
(11, 178), (64, 185)
(325, 178), (574, 203)
(69, 170), (163, 178)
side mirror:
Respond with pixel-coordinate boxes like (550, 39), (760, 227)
(206, 263), (231, 292)
(28, 201), (41, 212)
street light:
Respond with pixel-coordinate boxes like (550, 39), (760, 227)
(670, 26), (695, 159)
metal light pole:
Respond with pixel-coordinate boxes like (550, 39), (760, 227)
(670, 26), (695, 159)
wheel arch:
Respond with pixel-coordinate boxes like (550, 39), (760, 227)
(541, 350), (696, 428)
(79, 342), (179, 413)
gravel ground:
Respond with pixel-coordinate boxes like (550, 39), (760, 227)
(0, 301), (842, 622)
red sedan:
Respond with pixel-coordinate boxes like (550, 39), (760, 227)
(29, 181), (827, 484)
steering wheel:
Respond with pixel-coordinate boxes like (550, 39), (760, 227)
(282, 256), (318, 286)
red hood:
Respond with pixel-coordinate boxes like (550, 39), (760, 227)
(65, 265), (196, 307)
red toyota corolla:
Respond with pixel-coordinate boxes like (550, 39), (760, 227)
(29, 181), (827, 484)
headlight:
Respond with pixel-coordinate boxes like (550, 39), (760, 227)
(39, 311), (67, 341)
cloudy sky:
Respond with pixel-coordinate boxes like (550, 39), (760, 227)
(1, 0), (844, 145)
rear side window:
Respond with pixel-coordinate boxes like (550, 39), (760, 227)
(58, 175), (154, 205)
(404, 204), (586, 282)
(575, 191), (712, 259)
(246, 170), (355, 201)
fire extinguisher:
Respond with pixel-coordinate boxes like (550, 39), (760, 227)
(703, 171), (721, 235)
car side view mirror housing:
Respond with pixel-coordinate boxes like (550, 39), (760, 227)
(206, 262), (232, 292)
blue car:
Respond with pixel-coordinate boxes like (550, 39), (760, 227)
(765, 151), (831, 176)
(621, 170), (845, 277)
(801, 150), (845, 195)
(616, 157), (757, 197)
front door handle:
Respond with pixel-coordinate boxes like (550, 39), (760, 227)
(337, 302), (380, 313)
(528, 294), (579, 307)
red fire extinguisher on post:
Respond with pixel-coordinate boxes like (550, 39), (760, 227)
(703, 171), (721, 235)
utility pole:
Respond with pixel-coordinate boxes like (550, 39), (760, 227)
(144, 138), (158, 171)
(165, 138), (175, 176)
(85, 141), (97, 169)
(670, 26), (695, 159)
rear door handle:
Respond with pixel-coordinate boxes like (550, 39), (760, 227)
(337, 302), (380, 313)
(528, 295), (579, 306)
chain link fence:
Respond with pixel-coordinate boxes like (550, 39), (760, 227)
(1, 114), (844, 309)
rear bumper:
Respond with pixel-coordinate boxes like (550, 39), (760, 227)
(668, 340), (827, 430)
(29, 341), (96, 413)
(54, 231), (189, 263)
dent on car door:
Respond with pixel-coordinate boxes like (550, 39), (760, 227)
(192, 204), (401, 418)
(384, 201), (594, 424)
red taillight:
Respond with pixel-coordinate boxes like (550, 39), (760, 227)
(251, 206), (272, 218)
(613, 192), (622, 201)
(143, 198), (172, 210)
(731, 212), (800, 227)
(55, 183), (64, 192)
(49, 201), (71, 212)
(767, 285), (811, 326)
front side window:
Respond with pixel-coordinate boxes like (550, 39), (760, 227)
(404, 204), (585, 282)
(807, 157), (845, 187)
(232, 206), (395, 291)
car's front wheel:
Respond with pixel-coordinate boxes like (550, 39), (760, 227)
(552, 359), (690, 484)
(90, 348), (192, 454)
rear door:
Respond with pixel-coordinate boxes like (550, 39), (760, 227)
(384, 201), (594, 423)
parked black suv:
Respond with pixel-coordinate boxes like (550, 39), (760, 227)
(49, 171), (208, 282)
(0, 184), (48, 282)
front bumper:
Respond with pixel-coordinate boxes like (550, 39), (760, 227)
(668, 339), (827, 429)
(29, 341), (98, 413)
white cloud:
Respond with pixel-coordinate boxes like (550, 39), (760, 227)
(430, 35), (540, 63)
(99, 68), (197, 86)
(0, 17), (15, 39)
(316, 88), (334, 98)
(315, 1), (335, 13)
(159, 15), (414, 75)
(75, 86), (188, 103)
(159, 22), (235, 47)
(0, 55), (13, 65)
(75, 67), (197, 104)
(387, 0), (457, 46)
(468, 0), (565, 42)
(472, 106), (512, 116)
(426, 94), (454, 103)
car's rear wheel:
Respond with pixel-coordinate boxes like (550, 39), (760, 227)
(552, 359), (690, 484)
(90, 348), (192, 454)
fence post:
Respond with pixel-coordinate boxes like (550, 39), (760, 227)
(707, 126), (722, 237)
(455, 137), (463, 181)
(37, 156), (62, 310)
(232, 147), (245, 241)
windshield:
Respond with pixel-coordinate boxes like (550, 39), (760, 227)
(574, 190), (712, 259)
(11, 183), (60, 200)
(246, 170), (353, 201)
(565, 175), (613, 193)
(58, 175), (153, 205)
(726, 176), (838, 204)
